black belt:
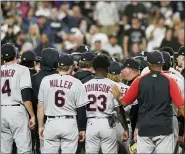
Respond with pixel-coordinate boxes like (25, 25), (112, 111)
(88, 116), (110, 119)
(47, 115), (75, 119)
(1, 104), (20, 107)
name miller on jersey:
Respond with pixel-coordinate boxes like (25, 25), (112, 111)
(1, 69), (16, 78)
(50, 79), (73, 89)
(85, 83), (111, 93)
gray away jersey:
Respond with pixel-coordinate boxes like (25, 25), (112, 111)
(1, 63), (32, 105)
(38, 74), (89, 116)
(84, 78), (120, 118)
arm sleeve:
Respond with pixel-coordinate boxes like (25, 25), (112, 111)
(38, 79), (44, 104)
(122, 77), (140, 105)
(75, 82), (89, 108)
(20, 67), (32, 90)
(169, 78), (184, 107)
(21, 88), (32, 102)
(76, 106), (87, 131)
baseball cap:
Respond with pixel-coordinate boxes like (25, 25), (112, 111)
(178, 46), (185, 56)
(147, 50), (165, 65)
(1, 43), (17, 59)
(21, 50), (36, 63)
(80, 52), (95, 62)
(122, 58), (140, 70)
(75, 45), (92, 53)
(161, 51), (171, 64)
(58, 54), (73, 66)
(108, 61), (122, 75)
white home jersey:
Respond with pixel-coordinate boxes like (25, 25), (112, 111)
(84, 78), (120, 118)
(141, 67), (184, 81)
(1, 63), (32, 105)
(38, 74), (89, 116)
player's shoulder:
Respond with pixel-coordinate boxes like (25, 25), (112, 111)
(67, 75), (82, 85)
(170, 68), (183, 79)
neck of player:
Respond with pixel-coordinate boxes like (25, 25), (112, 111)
(95, 69), (108, 78)
(4, 59), (16, 65)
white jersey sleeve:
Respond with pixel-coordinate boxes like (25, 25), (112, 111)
(75, 81), (89, 108)
(20, 66), (32, 90)
(141, 67), (150, 75)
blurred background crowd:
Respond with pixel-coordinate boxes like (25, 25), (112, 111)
(1, 1), (185, 60)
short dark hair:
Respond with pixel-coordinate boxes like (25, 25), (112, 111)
(92, 54), (110, 71)
(58, 66), (71, 72)
(162, 63), (171, 71)
(159, 46), (174, 66)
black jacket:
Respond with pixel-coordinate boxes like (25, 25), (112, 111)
(74, 70), (94, 84)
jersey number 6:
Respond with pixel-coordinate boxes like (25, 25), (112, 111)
(86, 94), (107, 112)
(55, 90), (65, 107)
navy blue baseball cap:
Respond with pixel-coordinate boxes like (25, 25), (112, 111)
(123, 58), (140, 70)
(80, 52), (95, 62)
(108, 61), (122, 75)
(147, 50), (165, 65)
(58, 54), (73, 66)
(21, 50), (36, 63)
(178, 46), (185, 56)
(161, 51), (171, 64)
(1, 43), (17, 59)
(75, 45), (92, 53)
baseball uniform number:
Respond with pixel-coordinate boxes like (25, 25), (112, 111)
(86, 94), (107, 112)
(55, 90), (65, 107)
(2, 79), (11, 96)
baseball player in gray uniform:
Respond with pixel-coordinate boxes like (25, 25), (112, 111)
(84, 54), (129, 154)
(1, 43), (35, 153)
(37, 54), (89, 153)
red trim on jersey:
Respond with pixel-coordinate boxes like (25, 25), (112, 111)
(161, 72), (184, 107)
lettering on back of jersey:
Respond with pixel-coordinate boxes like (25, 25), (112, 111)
(50, 79), (73, 89)
(85, 83), (111, 93)
(1, 69), (15, 78)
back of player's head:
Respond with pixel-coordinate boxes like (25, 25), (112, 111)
(161, 51), (171, 70)
(159, 46), (174, 66)
(79, 52), (95, 69)
(40, 48), (59, 70)
(20, 50), (36, 68)
(92, 54), (110, 71)
(58, 54), (74, 72)
(1, 43), (17, 62)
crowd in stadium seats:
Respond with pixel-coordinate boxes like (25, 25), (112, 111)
(1, 1), (184, 59)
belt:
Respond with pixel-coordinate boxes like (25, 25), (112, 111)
(47, 115), (75, 119)
(1, 104), (20, 107)
(88, 116), (110, 119)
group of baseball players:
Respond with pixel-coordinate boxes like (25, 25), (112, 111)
(1, 43), (185, 154)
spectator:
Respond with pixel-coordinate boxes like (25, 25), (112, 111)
(123, 2), (148, 24)
(15, 32), (26, 51)
(103, 34), (123, 60)
(49, 8), (69, 52)
(1, 25), (16, 45)
(66, 5), (82, 29)
(176, 46), (185, 78)
(147, 16), (166, 52)
(88, 25), (109, 49)
(18, 2), (30, 19)
(160, 28), (177, 51)
(131, 43), (142, 57)
(21, 42), (33, 53)
(94, 1), (119, 35)
(36, 15), (54, 45)
(34, 33), (52, 57)
(23, 7), (37, 33)
(123, 16), (146, 57)
(26, 24), (40, 48)
(93, 40), (109, 56)
(57, 2), (70, 21)
(173, 28), (184, 52)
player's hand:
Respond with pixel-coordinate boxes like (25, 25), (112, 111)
(39, 127), (44, 140)
(122, 130), (129, 142)
(79, 131), (85, 142)
(29, 116), (36, 130)
(134, 128), (138, 142)
(111, 85), (122, 100)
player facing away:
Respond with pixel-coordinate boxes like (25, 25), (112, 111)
(1, 43), (35, 153)
(37, 54), (89, 153)
(84, 54), (129, 154)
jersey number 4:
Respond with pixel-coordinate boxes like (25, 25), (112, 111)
(2, 79), (11, 96)
(55, 90), (65, 107)
(86, 94), (107, 112)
